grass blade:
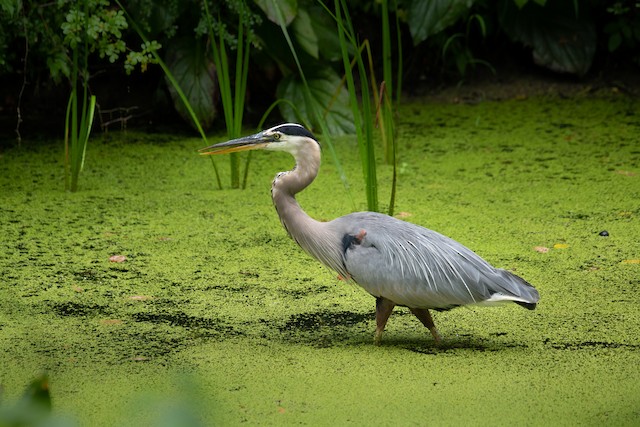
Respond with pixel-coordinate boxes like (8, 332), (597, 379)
(204, 1), (253, 188)
(335, 0), (378, 212)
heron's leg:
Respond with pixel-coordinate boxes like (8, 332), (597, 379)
(374, 297), (396, 345)
(409, 308), (442, 344)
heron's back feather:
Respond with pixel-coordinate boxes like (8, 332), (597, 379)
(329, 212), (539, 310)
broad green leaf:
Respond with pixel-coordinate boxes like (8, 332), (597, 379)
(0, 374), (52, 426)
(407, 0), (476, 45)
(164, 38), (217, 131)
(308, 4), (345, 62)
(277, 67), (355, 136)
(499, 0), (595, 76)
(254, 0), (298, 26)
(0, 0), (20, 16)
(292, 8), (319, 59)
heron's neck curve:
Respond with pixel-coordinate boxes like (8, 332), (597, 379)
(271, 141), (329, 252)
(271, 140), (321, 231)
(270, 141), (346, 277)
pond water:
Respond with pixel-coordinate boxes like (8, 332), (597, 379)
(1, 95), (639, 425)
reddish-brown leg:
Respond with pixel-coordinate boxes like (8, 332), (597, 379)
(409, 307), (442, 344)
(374, 297), (396, 345)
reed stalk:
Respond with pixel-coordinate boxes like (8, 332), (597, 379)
(203, 1), (252, 189)
(64, 0), (96, 192)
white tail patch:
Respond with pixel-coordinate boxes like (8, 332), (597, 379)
(478, 293), (532, 306)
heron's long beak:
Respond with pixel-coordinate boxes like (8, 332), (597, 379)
(198, 131), (271, 156)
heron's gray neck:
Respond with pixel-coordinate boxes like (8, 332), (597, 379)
(270, 142), (346, 276)
(271, 142), (332, 254)
(271, 141), (321, 232)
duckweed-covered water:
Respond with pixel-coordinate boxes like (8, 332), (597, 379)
(1, 95), (639, 425)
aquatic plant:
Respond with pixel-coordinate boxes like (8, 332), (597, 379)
(63, 0), (97, 192)
(441, 13), (495, 79)
(380, 0), (402, 166)
(379, 0), (402, 215)
(334, 0), (377, 212)
(202, 0), (253, 189)
(329, 0), (402, 214)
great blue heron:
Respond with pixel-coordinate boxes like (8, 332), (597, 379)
(199, 123), (540, 344)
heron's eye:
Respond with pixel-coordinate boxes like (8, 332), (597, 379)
(273, 133), (281, 141)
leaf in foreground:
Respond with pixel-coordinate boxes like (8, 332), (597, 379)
(277, 67), (355, 135)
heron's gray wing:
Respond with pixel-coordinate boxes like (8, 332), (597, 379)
(335, 212), (539, 310)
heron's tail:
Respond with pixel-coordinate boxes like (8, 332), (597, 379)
(482, 269), (540, 309)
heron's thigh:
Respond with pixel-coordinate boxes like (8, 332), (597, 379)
(375, 297), (396, 328)
(409, 307), (437, 329)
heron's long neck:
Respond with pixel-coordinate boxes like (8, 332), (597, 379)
(271, 143), (332, 256)
(271, 142), (346, 276)
(271, 143), (322, 236)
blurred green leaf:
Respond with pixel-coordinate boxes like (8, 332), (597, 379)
(254, 0), (298, 26)
(499, 0), (595, 76)
(19, 374), (51, 412)
(307, 4), (345, 62)
(292, 8), (318, 59)
(0, 374), (56, 426)
(0, 0), (20, 16)
(406, 0), (476, 45)
(164, 38), (217, 131)
(127, 0), (185, 37)
(277, 66), (355, 136)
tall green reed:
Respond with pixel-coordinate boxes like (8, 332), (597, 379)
(378, 0), (401, 215)
(325, 0), (402, 215)
(334, 0), (378, 212)
(327, 0), (401, 214)
(65, 0), (96, 193)
(203, 1), (251, 189)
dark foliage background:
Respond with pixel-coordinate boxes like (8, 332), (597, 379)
(0, 0), (639, 141)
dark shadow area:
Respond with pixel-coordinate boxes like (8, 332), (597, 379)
(403, 334), (529, 355)
(543, 339), (640, 351)
(131, 311), (242, 338)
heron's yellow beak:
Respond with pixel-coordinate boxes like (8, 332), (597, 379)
(198, 132), (271, 156)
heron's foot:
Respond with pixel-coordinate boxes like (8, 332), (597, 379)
(374, 329), (384, 346)
(409, 307), (442, 345)
(431, 329), (443, 346)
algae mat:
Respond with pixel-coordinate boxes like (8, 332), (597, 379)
(1, 96), (639, 425)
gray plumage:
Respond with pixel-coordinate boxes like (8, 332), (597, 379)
(200, 123), (540, 344)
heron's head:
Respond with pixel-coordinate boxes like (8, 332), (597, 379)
(198, 123), (319, 156)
